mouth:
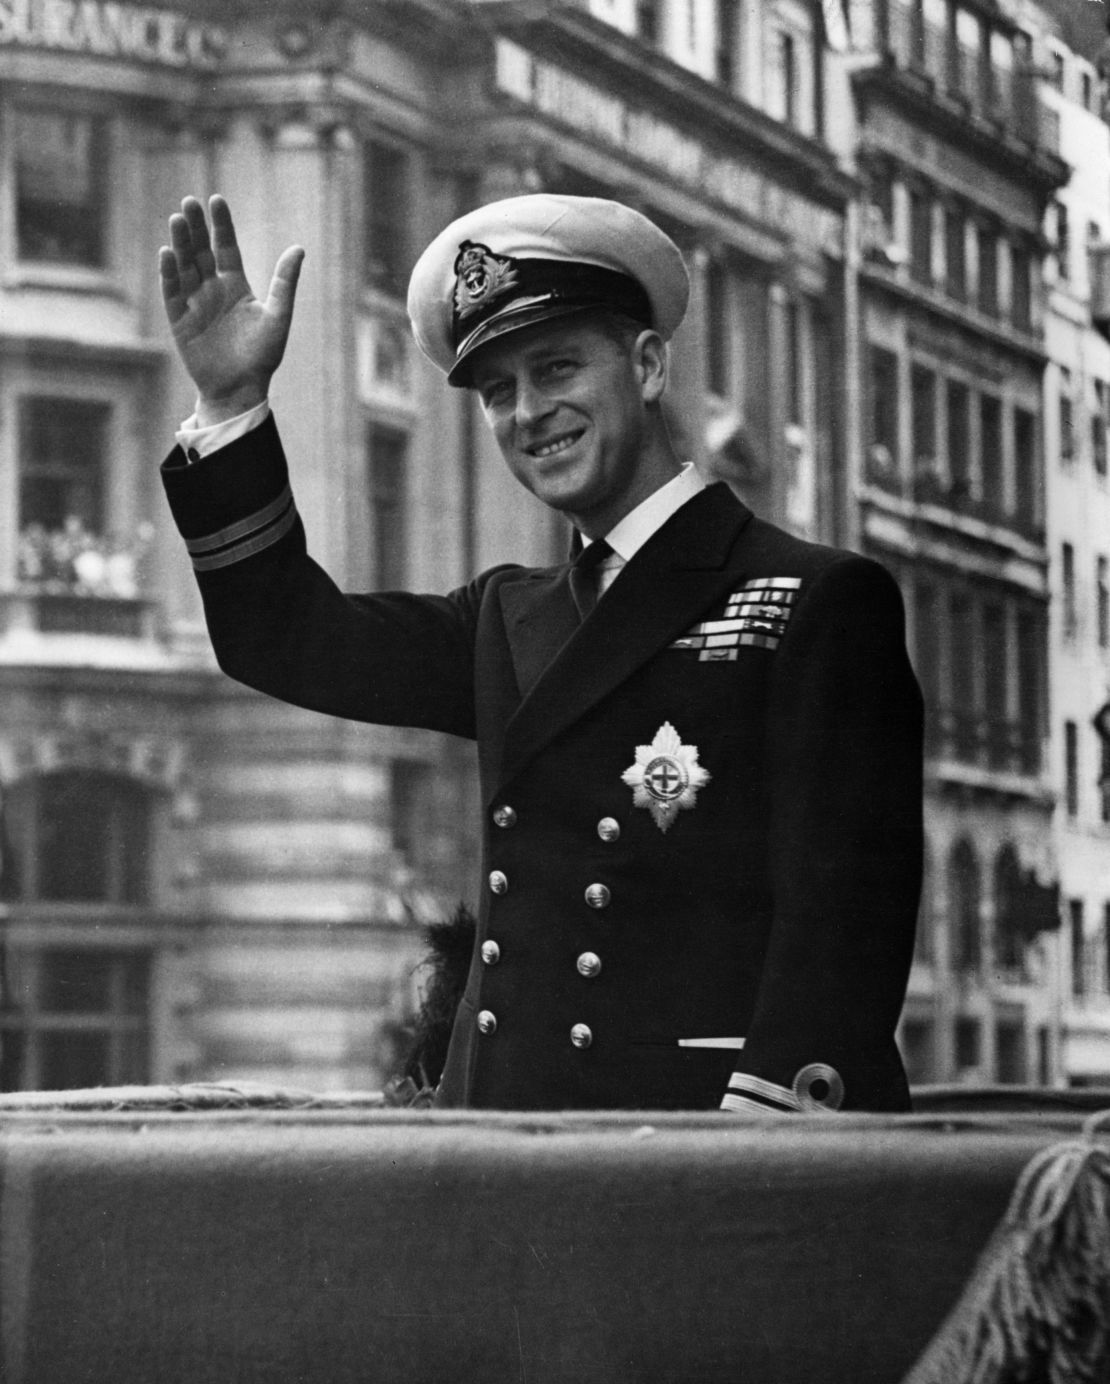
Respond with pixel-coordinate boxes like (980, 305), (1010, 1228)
(525, 429), (585, 459)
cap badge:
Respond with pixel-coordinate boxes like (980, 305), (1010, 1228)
(621, 722), (710, 833)
(453, 240), (520, 321)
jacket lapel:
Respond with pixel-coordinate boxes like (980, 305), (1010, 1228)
(491, 484), (753, 803)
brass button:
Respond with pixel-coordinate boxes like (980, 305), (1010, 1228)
(477, 1009), (498, 1035)
(481, 940), (501, 966)
(597, 817), (621, 842)
(570, 1023), (593, 1049)
(489, 870), (508, 895)
(584, 883), (611, 909)
(576, 951), (602, 978)
(492, 805), (517, 829)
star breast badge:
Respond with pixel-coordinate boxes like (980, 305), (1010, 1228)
(621, 722), (711, 833)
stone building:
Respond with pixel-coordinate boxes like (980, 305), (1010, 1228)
(0, 0), (853, 1091)
(834, 0), (1069, 1085)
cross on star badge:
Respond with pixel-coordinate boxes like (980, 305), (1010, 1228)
(621, 722), (710, 832)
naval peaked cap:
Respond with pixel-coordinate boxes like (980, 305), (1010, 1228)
(406, 193), (690, 386)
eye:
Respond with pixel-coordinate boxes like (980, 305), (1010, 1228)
(479, 379), (513, 408)
(540, 357), (577, 381)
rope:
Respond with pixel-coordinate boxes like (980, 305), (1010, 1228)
(901, 1108), (1110, 1384)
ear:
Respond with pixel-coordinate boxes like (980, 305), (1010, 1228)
(633, 330), (668, 403)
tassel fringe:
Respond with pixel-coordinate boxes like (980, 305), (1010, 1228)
(902, 1108), (1110, 1384)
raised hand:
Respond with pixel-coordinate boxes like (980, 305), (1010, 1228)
(159, 195), (305, 424)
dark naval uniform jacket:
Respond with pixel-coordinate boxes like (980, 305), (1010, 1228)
(162, 414), (923, 1116)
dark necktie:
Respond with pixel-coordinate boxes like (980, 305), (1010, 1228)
(568, 538), (612, 621)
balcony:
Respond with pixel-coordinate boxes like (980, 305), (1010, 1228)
(856, 0), (1064, 170)
(927, 705), (1040, 777)
(3, 520), (159, 640)
(864, 449), (1044, 546)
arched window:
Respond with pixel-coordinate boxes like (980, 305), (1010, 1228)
(993, 844), (1026, 975)
(1, 771), (154, 1092)
(949, 838), (981, 974)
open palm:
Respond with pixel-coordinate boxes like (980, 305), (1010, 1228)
(159, 195), (304, 412)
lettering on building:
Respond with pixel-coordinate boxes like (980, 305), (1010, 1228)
(494, 37), (842, 255)
(0, 0), (227, 68)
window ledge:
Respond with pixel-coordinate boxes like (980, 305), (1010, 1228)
(3, 264), (125, 298)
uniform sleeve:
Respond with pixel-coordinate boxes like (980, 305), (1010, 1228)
(160, 412), (497, 739)
(720, 555), (924, 1115)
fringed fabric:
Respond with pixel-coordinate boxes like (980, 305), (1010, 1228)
(902, 1108), (1110, 1384)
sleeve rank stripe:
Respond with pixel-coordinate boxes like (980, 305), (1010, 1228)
(190, 502), (297, 571)
(720, 1092), (791, 1116)
(725, 1072), (803, 1111)
(185, 485), (294, 555)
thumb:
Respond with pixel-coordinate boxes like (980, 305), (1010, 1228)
(264, 245), (305, 324)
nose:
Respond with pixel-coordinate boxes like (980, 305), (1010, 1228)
(515, 377), (555, 430)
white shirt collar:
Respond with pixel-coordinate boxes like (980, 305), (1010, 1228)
(583, 464), (706, 565)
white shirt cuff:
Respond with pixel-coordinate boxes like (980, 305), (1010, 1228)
(176, 400), (271, 460)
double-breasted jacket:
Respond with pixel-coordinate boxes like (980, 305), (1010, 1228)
(162, 415), (924, 1115)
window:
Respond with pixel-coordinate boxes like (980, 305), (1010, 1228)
(900, 1019), (934, 1083)
(705, 258), (730, 398)
(867, 346), (899, 481)
(1097, 556), (1109, 650)
(993, 845), (1026, 973)
(950, 840), (981, 974)
(1062, 542), (1077, 641)
(910, 188), (933, 285)
(1049, 50), (1065, 91)
(995, 1021), (1026, 1084)
(0, 948), (151, 1091)
(1011, 244), (1032, 329)
(982, 602), (1008, 768)
(1065, 720), (1079, 817)
(1070, 898), (1085, 998)
(977, 225), (998, 316)
(913, 581), (943, 720)
(0, 770), (155, 1093)
(1013, 407), (1037, 526)
(1054, 201), (1070, 282)
(773, 30), (797, 127)
(1060, 369), (1075, 464)
(914, 841), (934, 963)
(1016, 607), (1042, 773)
(715, 0), (740, 87)
(636, 0), (661, 43)
(979, 394), (1002, 513)
(1100, 735), (1110, 825)
(911, 364), (937, 480)
(955, 1016), (981, 1071)
(363, 140), (410, 296)
(784, 299), (802, 426)
(6, 772), (152, 905)
(947, 380), (970, 500)
(945, 207), (966, 299)
(19, 396), (109, 534)
(1093, 381), (1107, 477)
(367, 423), (408, 590)
(14, 108), (108, 267)
(1081, 70), (1093, 111)
(950, 593), (977, 759)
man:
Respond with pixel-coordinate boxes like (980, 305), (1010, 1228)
(158, 192), (923, 1114)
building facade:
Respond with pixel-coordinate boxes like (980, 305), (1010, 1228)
(835, 0), (1070, 1085)
(1013, 0), (1110, 1086)
(0, 0), (854, 1092)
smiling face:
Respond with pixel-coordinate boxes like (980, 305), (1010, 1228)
(468, 314), (675, 538)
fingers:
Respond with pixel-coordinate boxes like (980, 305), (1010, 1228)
(263, 245), (306, 324)
(181, 196), (217, 279)
(209, 195), (244, 274)
(157, 246), (190, 324)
